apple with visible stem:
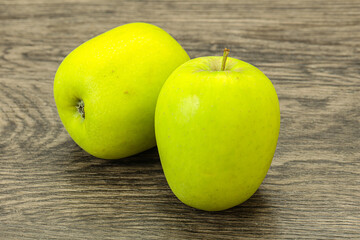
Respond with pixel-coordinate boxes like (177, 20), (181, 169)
(155, 49), (280, 211)
(54, 22), (190, 159)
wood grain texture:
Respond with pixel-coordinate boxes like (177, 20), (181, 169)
(1, 0), (359, 239)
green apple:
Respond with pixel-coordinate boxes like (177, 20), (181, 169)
(155, 49), (280, 211)
(54, 22), (189, 159)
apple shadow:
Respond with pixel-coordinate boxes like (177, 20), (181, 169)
(151, 188), (278, 238)
(64, 142), (167, 189)
(65, 143), (161, 174)
(63, 142), (277, 238)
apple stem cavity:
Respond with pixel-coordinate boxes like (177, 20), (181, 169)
(221, 48), (230, 71)
(76, 99), (85, 119)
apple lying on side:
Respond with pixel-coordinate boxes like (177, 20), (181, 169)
(54, 22), (190, 159)
(155, 49), (280, 211)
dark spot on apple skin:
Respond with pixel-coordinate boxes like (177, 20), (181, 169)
(124, 91), (129, 94)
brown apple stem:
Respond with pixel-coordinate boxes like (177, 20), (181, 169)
(221, 48), (230, 71)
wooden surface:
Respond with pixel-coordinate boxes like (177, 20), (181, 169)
(1, 0), (359, 239)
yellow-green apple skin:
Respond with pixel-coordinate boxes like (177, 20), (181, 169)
(155, 56), (280, 211)
(54, 23), (189, 159)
